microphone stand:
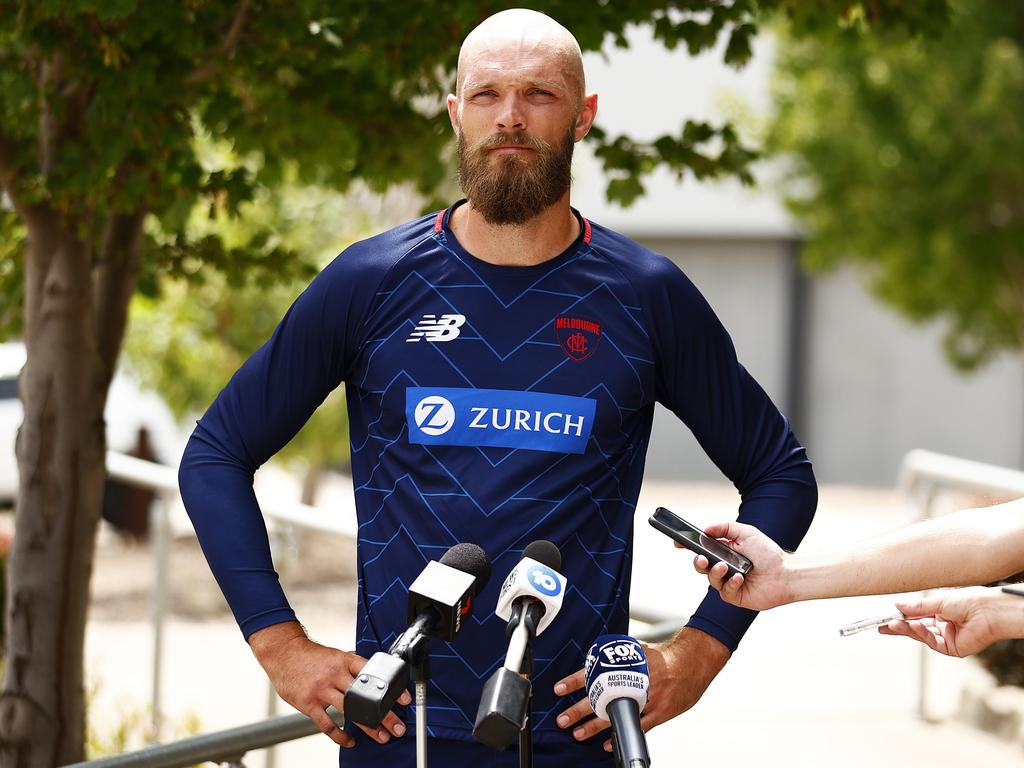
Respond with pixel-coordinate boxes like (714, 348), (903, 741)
(607, 698), (650, 768)
(410, 643), (430, 768)
(518, 633), (533, 768)
(390, 615), (432, 768)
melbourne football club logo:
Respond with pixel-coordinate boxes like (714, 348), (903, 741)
(407, 313), (466, 342)
(554, 315), (602, 362)
(413, 395), (456, 435)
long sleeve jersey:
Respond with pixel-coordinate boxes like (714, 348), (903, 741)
(178, 201), (817, 742)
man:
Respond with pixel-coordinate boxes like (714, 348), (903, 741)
(178, 9), (817, 766)
(691, 498), (1024, 657)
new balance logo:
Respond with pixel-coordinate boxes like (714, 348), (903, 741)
(406, 314), (466, 342)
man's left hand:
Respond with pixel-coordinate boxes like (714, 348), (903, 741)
(553, 627), (730, 752)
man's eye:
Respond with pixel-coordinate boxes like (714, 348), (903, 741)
(472, 91), (497, 99)
(530, 89), (554, 97)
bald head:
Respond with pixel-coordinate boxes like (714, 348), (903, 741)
(456, 9), (585, 108)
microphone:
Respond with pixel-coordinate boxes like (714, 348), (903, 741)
(474, 540), (566, 750)
(346, 543), (491, 728)
(585, 635), (651, 768)
(493, 539), (565, 636)
(407, 542), (492, 642)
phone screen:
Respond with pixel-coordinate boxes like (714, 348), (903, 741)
(650, 508), (752, 573)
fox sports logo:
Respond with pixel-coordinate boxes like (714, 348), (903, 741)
(597, 639), (644, 667)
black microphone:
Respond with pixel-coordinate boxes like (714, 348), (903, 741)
(346, 543), (491, 728)
(585, 635), (651, 768)
(474, 540), (567, 750)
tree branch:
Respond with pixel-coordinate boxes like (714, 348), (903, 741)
(185, 0), (253, 86)
(93, 209), (146, 384)
(0, 126), (49, 231)
(38, 52), (61, 179)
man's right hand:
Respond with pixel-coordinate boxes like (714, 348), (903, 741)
(686, 521), (793, 610)
(248, 621), (411, 747)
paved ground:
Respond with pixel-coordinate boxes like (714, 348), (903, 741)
(84, 479), (1024, 766)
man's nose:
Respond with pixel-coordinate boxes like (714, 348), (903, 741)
(496, 93), (526, 131)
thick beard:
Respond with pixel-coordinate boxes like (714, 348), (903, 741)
(457, 128), (575, 225)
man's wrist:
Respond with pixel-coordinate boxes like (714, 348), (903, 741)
(666, 626), (731, 676)
(786, 551), (845, 603)
(248, 620), (308, 666)
(988, 590), (1024, 641)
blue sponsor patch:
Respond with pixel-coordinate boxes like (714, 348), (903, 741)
(406, 387), (596, 455)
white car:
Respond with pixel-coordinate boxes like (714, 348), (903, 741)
(0, 341), (184, 509)
(0, 342), (25, 507)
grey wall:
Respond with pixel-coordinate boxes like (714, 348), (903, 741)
(802, 266), (1024, 485)
(636, 237), (1024, 486)
(637, 237), (795, 482)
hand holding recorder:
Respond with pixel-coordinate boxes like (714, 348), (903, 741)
(878, 586), (1024, 657)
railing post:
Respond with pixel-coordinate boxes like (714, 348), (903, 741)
(150, 492), (172, 740)
(263, 525), (295, 768)
(912, 480), (940, 723)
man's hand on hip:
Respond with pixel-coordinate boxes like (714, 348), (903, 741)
(552, 627), (730, 752)
(248, 621), (411, 747)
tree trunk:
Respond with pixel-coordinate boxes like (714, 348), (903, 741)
(0, 215), (109, 767)
(299, 464), (323, 507)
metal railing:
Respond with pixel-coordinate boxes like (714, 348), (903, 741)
(63, 712), (319, 768)
(79, 451), (683, 768)
(898, 449), (1024, 721)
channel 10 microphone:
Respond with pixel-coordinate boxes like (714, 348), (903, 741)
(585, 635), (651, 768)
(346, 543), (491, 728)
(473, 540), (566, 750)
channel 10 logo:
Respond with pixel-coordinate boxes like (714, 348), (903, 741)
(528, 564), (562, 597)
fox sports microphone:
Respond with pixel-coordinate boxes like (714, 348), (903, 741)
(585, 635), (651, 768)
(474, 540), (566, 749)
(347, 543), (492, 728)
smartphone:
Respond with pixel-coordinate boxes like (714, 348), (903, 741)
(648, 507), (753, 578)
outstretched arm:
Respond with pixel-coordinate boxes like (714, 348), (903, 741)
(694, 498), (1024, 608)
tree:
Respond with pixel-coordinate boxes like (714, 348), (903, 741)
(123, 170), (423, 504)
(0, 1), (948, 764)
(768, 0), (1024, 369)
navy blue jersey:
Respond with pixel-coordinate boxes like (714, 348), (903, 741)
(179, 202), (816, 742)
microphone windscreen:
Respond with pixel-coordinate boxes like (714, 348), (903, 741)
(584, 635), (650, 719)
(522, 539), (561, 571)
(440, 543), (492, 593)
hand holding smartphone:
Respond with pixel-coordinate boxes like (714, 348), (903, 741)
(648, 507), (753, 579)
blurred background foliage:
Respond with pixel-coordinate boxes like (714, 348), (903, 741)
(123, 136), (428, 499)
(768, 0), (1024, 369)
(0, 0), (959, 486)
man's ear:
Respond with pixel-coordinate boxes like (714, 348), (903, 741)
(574, 93), (598, 142)
(447, 93), (461, 135)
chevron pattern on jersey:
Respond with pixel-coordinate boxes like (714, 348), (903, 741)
(343, 212), (657, 738)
